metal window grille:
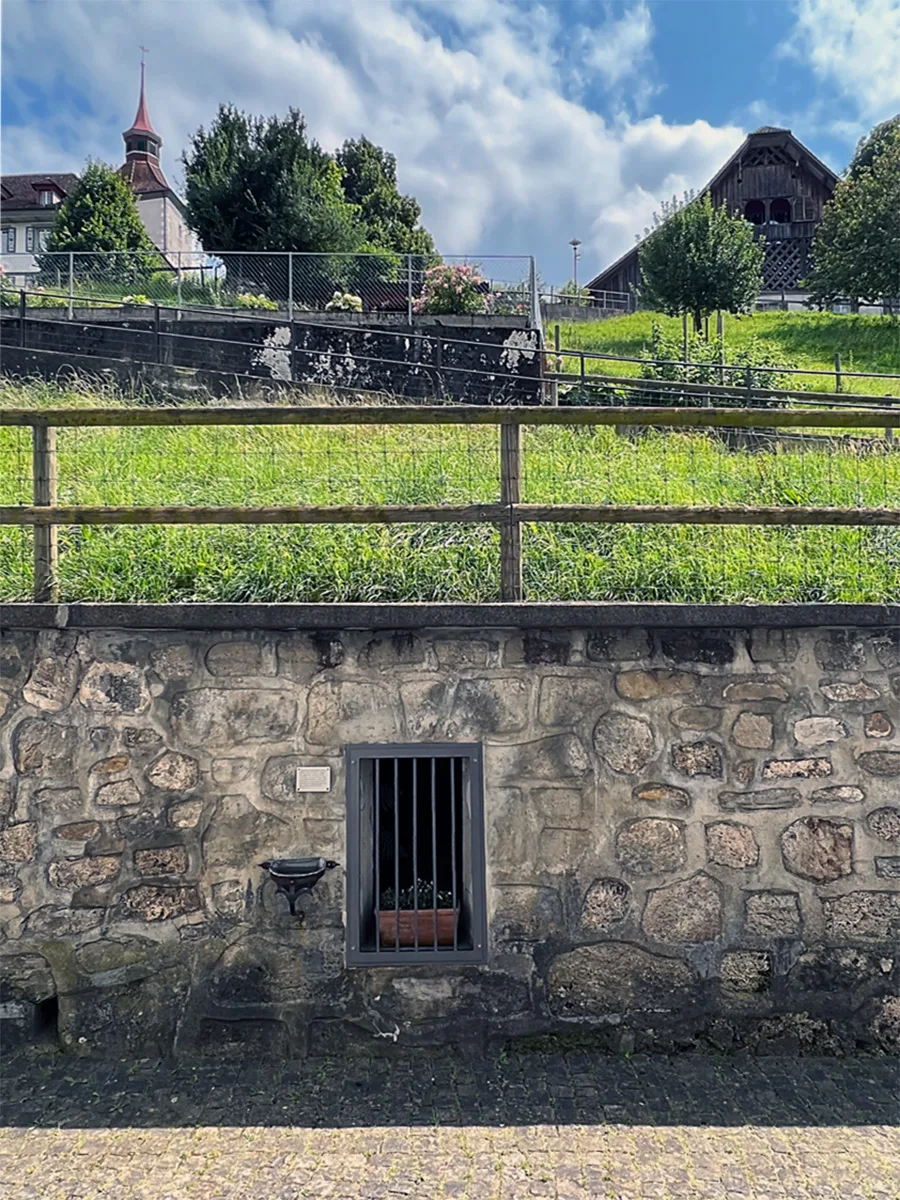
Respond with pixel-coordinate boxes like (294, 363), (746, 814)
(346, 744), (487, 966)
(25, 227), (34, 253)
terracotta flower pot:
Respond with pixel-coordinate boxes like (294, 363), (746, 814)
(379, 908), (458, 948)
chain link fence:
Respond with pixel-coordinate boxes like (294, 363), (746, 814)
(1, 251), (538, 322)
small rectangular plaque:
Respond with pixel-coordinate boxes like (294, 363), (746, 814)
(295, 766), (332, 793)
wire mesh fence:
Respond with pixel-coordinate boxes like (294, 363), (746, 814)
(1, 251), (538, 321)
(1, 386), (898, 604)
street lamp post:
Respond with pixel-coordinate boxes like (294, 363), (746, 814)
(569, 238), (582, 293)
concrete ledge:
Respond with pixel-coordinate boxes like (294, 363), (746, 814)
(1, 602), (897, 631)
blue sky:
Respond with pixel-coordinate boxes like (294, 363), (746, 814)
(2, 0), (898, 282)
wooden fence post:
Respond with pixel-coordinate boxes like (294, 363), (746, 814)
(32, 422), (58, 602)
(835, 352), (842, 394)
(499, 421), (523, 602)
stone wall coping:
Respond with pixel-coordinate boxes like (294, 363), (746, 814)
(1, 601), (897, 632)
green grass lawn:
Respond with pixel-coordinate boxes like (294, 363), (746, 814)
(1, 377), (897, 603)
(556, 310), (900, 398)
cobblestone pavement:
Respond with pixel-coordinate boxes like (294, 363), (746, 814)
(1, 1048), (898, 1199)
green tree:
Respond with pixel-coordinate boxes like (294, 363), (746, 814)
(807, 135), (900, 309)
(182, 106), (361, 254)
(847, 114), (900, 180)
(638, 193), (765, 331)
(335, 136), (435, 256)
(41, 160), (161, 279)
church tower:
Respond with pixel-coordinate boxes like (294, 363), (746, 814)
(120, 58), (170, 192)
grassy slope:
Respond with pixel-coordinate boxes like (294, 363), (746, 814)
(557, 311), (900, 397)
(1, 377), (897, 604)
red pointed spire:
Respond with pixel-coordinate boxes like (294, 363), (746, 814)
(123, 58), (160, 142)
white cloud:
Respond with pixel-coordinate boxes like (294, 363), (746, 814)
(783, 0), (900, 121)
(0, 0), (744, 281)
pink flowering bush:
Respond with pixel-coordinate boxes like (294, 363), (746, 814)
(414, 263), (488, 315)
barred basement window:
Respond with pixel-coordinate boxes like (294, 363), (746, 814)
(346, 744), (487, 965)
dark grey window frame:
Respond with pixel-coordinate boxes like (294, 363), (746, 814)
(346, 743), (487, 966)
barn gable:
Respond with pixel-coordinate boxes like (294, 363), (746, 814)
(587, 127), (839, 298)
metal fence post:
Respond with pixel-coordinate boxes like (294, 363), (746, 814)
(154, 305), (161, 363)
(407, 255), (413, 323)
(176, 257), (183, 317)
(67, 252), (74, 320)
(499, 421), (523, 602)
(32, 422), (58, 602)
(552, 323), (560, 406)
(835, 352), (842, 394)
(288, 253), (294, 321)
(19, 290), (26, 348)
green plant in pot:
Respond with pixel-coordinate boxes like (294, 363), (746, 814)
(379, 878), (457, 947)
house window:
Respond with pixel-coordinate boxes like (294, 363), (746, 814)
(38, 190), (56, 207)
(744, 200), (765, 225)
(770, 198), (792, 224)
(137, 139), (147, 152)
(2, 227), (16, 253)
(26, 227), (33, 252)
(148, 141), (157, 155)
(346, 744), (487, 965)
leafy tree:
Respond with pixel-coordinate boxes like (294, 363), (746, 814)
(336, 137), (435, 257)
(847, 114), (900, 180)
(182, 106), (361, 254)
(559, 279), (591, 306)
(40, 160), (161, 280)
(638, 193), (765, 331)
(807, 135), (900, 308)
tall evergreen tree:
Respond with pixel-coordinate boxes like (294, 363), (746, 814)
(335, 137), (435, 256)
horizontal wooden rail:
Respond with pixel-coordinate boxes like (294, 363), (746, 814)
(2, 504), (898, 527)
(2, 405), (898, 429)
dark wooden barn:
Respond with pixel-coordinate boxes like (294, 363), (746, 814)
(587, 127), (838, 299)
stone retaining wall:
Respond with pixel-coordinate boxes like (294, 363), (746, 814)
(1, 612), (898, 1057)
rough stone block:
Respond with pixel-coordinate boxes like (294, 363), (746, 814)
(75, 938), (156, 974)
(149, 644), (195, 681)
(538, 826), (589, 867)
(54, 820), (100, 841)
(632, 782), (691, 808)
(22, 651), (80, 713)
(721, 951), (770, 993)
(35, 786), (83, 816)
(719, 787), (799, 811)
(670, 706), (721, 731)
(723, 681), (789, 702)
(0, 953), (55, 1002)
(532, 787), (584, 821)
(78, 662), (149, 715)
(167, 799), (204, 829)
(870, 632), (900, 670)
(749, 629), (799, 663)
(822, 891), (900, 941)
(90, 755), (130, 776)
(491, 734), (591, 782)
(864, 711), (894, 738)
(121, 885), (201, 922)
(276, 634), (343, 682)
(615, 818), (686, 874)
(492, 884), (562, 940)
(793, 717), (848, 747)
(733, 760), (755, 784)
(548, 942), (693, 1015)
(0, 635), (34, 688)
(358, 632), (425, 667)
(433, 638), (493, 669)
(205, 642), (266, 676)
(762, 758), (831, 780)
(819, 680), (880, 702)
(24, 905), (104, 937)
(744, 891), (801, 936)
(202, 795), (289, 869)
(594, 712), (655, 774)
(866, 807), (900, 842)
(537, 676), (608, 728)
(615, 669), (697, 701)
(212, 879), (247, 917)
(399, 678), (449, 738)
(642, 873), (723, 943)
(211, 758), (254, 786)
(123, 727), (163, 751)
(94, 780), (141, 807)
(446, 677), (530, 737)
(706, 822), (759, 869)
(13, 718), (78, 776)
(306, 680), (397, 746)
(672, 740), (723, 778)
(133, 845), (189, 876)
(732, 712), (773, 749)
(172, 688), (297, 748)
(585, 628), (651, 661)
(0, 822), (38, 863)
(781, 817), (853, 883)
(875, 857), (900, 878)
(505, 631), (570, 666)
(146, 751), (200, 793)
(659, 630), (735, 665)
(49, 855), (119, 889)
(857, 751), (900, 778)
(581, 878), (630, 930)
(815, 633), (866, 672)
(811, 785), (865, 804)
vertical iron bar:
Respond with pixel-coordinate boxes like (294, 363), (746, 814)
(154, 305), (161, 363)
(431, 757), (438, 950)
(32, 423), (58, 602)
(67, 252), (74, 320)
(176, 259), (183, 318)
(393, 757), (400, 952)
(287, 252), (294, 322)
(374, 758), (381, 957)
(412, 758), (419, 951)
(451, 758), (458, 952)
(834, 352), (842, 394)
(407, 254), (413, 323)
(552, 324), (560, 406)
(18, 291), (25, 347)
